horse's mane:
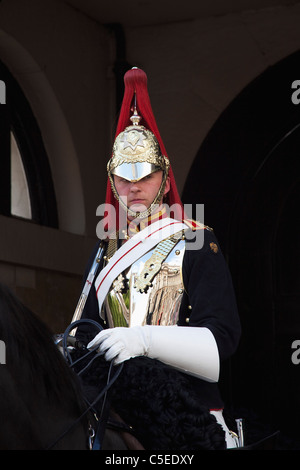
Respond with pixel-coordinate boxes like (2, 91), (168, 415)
(0, 283), (84, 409)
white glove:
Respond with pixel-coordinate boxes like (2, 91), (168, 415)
(88, 325), (219, 383)
(88, 326), (150, 364)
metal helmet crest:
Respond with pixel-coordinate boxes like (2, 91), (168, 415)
(108, 106), (170, 218)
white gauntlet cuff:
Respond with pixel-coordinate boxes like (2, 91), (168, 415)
(145, 325), (220, 383)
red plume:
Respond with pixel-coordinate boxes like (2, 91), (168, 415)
(104, 68), (184, 234)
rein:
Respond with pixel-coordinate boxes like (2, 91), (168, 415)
(46, 319), (123, 450)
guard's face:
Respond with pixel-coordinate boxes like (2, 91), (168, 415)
(114, 170), (170, 217)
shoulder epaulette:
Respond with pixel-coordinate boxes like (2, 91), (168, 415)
(183, 219), (214, 232)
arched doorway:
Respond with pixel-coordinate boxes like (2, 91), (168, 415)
(182, 51), (300, 443)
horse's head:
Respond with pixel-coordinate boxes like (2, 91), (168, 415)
(0, 283), (89, 449)
(0, 283), (76, 396)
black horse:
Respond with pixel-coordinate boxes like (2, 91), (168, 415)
(0, 283), (228, 450)
(0, 283), (91, 450)
(70, 328), (227, 450)
(77, 354), (227, 450)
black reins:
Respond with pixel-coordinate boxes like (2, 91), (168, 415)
(46, 319), (123, 450)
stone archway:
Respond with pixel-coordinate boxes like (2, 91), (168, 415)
(182, 50), (300, 442)
(0, 29), (86, 234)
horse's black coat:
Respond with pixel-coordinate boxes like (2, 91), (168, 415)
(76, 352), (226, 450)
(0, 284), (89, 450)
(0, 282), (225, 450)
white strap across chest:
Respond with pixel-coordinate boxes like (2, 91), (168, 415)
(95, 218), (188, 316)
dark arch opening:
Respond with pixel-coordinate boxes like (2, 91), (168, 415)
(182, 51), (300, 444)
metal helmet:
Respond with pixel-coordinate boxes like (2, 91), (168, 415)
(107, 107), (170, 219)
(104, 67), (184, 232)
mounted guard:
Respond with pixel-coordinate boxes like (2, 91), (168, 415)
(75, 67), (242, 449)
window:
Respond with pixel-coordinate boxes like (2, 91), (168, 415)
(11, 131), (32, 219)
(0, 59), (58, 227)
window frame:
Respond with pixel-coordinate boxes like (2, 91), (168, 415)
(0, 59), (58, 227)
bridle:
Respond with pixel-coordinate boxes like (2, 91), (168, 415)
(46, 319), (123, 450)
